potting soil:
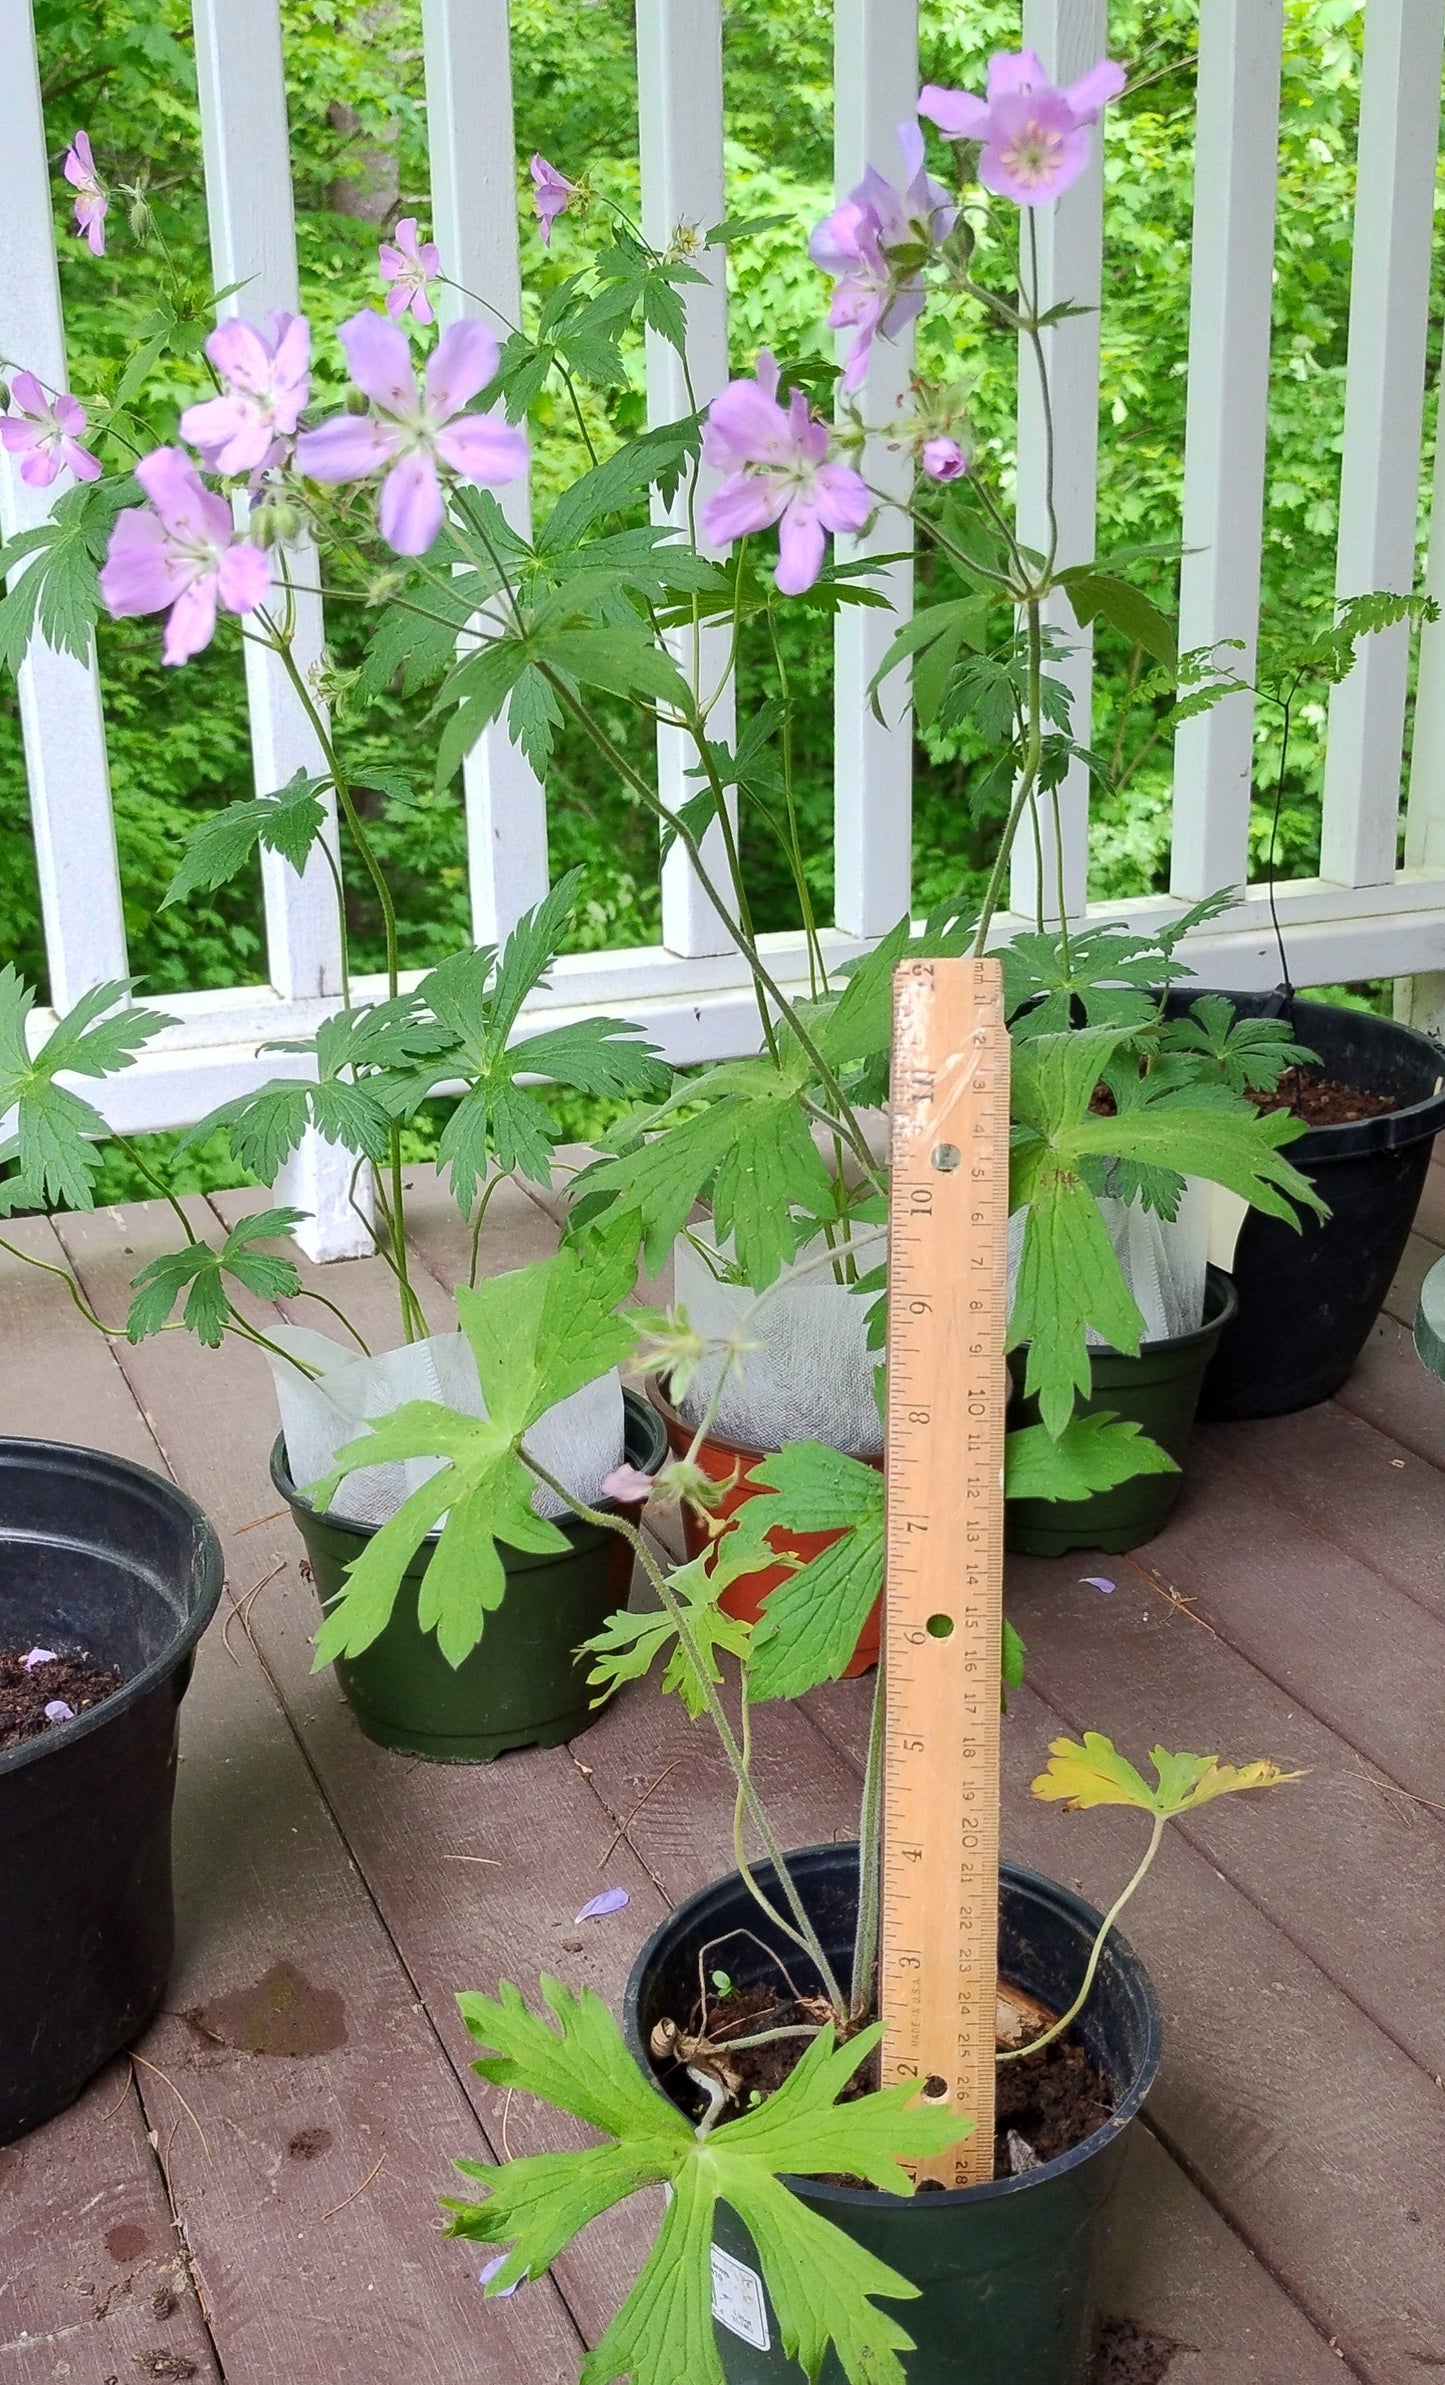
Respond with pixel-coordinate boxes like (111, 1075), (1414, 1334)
(1247, 1067), (1399, 1127)
(0, 1645), (123, 1750)
(660, 1982), (1114, 2180)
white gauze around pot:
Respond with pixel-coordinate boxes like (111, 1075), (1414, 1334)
(672, 1231), (883, 1457)
(1008, 1175), (1211, 1349)
(266, 1324), (624, 1527)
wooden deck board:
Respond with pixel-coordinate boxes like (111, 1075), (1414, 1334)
(5, 1180), (1445, 2382)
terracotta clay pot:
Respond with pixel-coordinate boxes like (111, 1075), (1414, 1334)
(649, 1383), (882, 1678)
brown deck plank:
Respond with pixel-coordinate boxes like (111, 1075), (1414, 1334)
(0, 1222), (224, 2382)
(206, 1175), (670, 2347)
(1383, 1226), (1443, 1330)
(45, 1198), (588, 2385)
(1194, 1403), (1445, 1626)
(1336, 1311), (1445, 1466)
(1000, 1548), (1445, 2078)
(1130, 1435), (1445, 1804)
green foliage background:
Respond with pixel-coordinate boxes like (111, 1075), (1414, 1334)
(4, 1), (1439, 1027)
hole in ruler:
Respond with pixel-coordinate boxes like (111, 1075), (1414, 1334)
(925, 1613), (954, 1638)
(931, 1142), (961, 1172)
(921, 2075), (950, 2102)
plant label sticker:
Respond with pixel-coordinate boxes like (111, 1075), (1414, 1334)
(710, 2243), (770, 2351)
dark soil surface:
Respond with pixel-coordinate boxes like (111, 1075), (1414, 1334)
(659, 1981), (1114, 2182)
(1089, 2318), (1180, 2382)
(0, 1644), (123, 1751)
(1246, 1065), (1398, 1127)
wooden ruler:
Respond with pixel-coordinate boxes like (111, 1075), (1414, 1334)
(881, 955), (1011, 2188)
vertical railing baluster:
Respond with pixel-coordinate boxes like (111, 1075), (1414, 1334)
(421, 0), (550, 945)
(193, 0), (368, 1258)
(636, 0), (737, 960)
(1169, 0), (1283, 904)
(0, 0), (128, 1012)
(831, 0), (918, 940)
(1319, 0), (1445, 891)
(1011, 0), (1108, 930)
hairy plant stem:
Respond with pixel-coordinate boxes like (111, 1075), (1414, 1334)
(110, 1132), (198, 1243)
(538, 671), (884, 1196)
(971, 599), (1045, 958)
(998, 1814), (1166, 2066)
(849, 1657), (887, 2025)
(268, 632), (427, 1346)
(519, 1445), (846, 2012)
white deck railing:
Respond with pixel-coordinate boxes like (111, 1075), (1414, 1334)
(4, 0), (1445, 1255)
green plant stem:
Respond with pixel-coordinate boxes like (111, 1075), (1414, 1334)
(731, 1691), (822, 1971)
(520, 1444), (846, 2012)
(0, 1232), (135, 1337)
(539, 672), (885, 1195)
(972, 600), (1045, 957)
(765, 611), (828, 1001)
(467, 1167), (510, 1289)
(223, 1305), (322, 1379)
(296, 1285), (372, 1353)
(849, 1657), (886, 2025)
(998, 1813), (1166, 2065)
(110, 1133), (199, 1244)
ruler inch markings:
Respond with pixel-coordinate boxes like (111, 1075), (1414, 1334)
(881, 955), (1010, 2190)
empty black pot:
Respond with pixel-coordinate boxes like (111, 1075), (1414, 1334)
(1172, 993), (1445, 1418)
(0, 1439), (223, 2142)
(625, 1843), (1162, 2385)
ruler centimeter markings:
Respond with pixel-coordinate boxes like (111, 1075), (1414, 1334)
(881, 955), (1011, 2188)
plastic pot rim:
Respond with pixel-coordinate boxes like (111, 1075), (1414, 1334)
(270, 1381), (668, 1548)
(625, 1844), (1163, 2213)
(1163, 988), (1445, 1160)
(0, 1437), (223, 1781)
(1013, 1262), (1238, 1374)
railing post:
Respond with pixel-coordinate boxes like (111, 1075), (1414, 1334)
(1169, 0), (1283, 904)
(1319, 0), (1444, 893)
(193, 0), (370, 1259)
(421, 0), (551, 946)
(1011, 0), (1108, 930)
(831, 0), (918, 940)
(636, 0), (738, 960)
(0, 0), (129, 1012)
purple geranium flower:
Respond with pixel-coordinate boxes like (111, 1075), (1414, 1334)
(63, 130), (107, 255)
(701, 351), (870, 596)
(379, 218), (441, 324)
(21, 1647), (58, 1671)
(810, 122), (956, 392)
(574, 1887), (630, 1924)
(179, 313), (311, 477)
(530, 155), (575, 247)
(921, 435), (969, 483)
(294, 313), (528, 558)
(44, 1700), (76, 1724)
(99, 447), (272, 666)
(920, 50), (1125, 207)
(0, 373), (100, 489)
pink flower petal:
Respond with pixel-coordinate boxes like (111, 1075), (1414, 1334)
(988, 48), (1050, 100)
(135, 446), (230, 543)
(922, 435), (969, 483)
(811, 460), (871, 536)
(917, 84), (990, 139)
(574, 1887), (630, 1924)
(1065, 58), (1127, 121)
(21, 1647), (58, 1670)
(379, 449), (445, 555)
(477, 2253), (522, 2299)
(205, 318), (274, 396)
(100, 507), (184, 617)
(383, 284), (409, 321)
(18, 447), (61, 488)
(701, 470), (789, 545)
(0, 420), (38, 456)
(216, 541), (272, 615)
(775, 501), (827, 596)
(62, 438), (102, 482)
(295, 415), (399, 483)
(424, 318), (500, 421)
(10, 369), (47, 415)
(702, 377), (794, 470)
(433, 413), (529, 486)
(600, 1463), (656, 1505)
(181, 392), (275, 476)
(44, 1699), (76, 1724)
(1079, 1575), (1116, 1594)
(338, 310), (417, 415)
(161, 577), (219, 666)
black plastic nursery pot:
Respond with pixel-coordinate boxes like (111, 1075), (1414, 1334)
(625, 1842), (1162, 2385)
(273, 1387), (667, 1763)
(0, 1438), (223, 2144)
(1005, 1265), (1238, 1557)
(1176, 991), (1445, 1420)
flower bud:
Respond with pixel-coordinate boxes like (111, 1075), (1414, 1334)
(922, 435), (970, 483)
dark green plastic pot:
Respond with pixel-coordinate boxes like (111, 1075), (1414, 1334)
(272, 1387), (666, 1763)
(625, 1843), (1162, 2385)
(1006, 1265), (1238, 1557)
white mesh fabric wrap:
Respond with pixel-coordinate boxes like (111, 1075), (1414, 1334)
(267, 1325), (625, 1526)
(1007, 1175), (1210, 1350)
(672, 1234), (883, 1457)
